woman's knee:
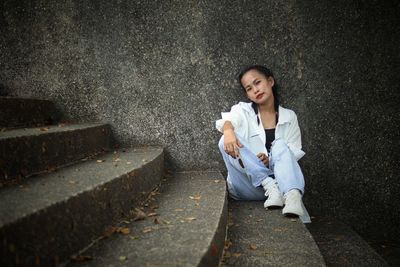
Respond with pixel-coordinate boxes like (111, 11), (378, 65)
(271, 139), (289, 154)
(218, 136), (225, 152)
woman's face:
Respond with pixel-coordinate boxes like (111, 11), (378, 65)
(241, 69), (275, 105)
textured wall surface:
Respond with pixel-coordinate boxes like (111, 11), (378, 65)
(1, 0), (399, 243)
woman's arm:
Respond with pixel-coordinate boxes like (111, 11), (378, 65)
(222, 121), (243, 158)
(285, 113), (306, 160)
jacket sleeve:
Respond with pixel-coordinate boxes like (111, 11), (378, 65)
(286, 112), (306, 160)
(215, 104), (244, 133)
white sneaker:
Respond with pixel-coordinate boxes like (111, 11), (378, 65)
(282, 189), (304, 216)
(261, 179), (284, 208)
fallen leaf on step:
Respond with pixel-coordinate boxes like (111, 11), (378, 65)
(249, 244), (257, 250)
(334, 235), (345, 241)
(133, 209), (147, 221)
(70, 255), (93, 262)
(116, 227), (130, 235)
(175, 208), (184, 212)
(214, 180), (221, 183)
(163, 220), (171, 224)
(119, 256), (127, 261)
(224, 251), (231, 258)
(147, 212), (158, 217)
(184, 217), (196, 221)
(189, 195), (201, 200)
(113, 157), (121, 162)
(154, 218), (161, 224)
(39, 127), (49, 132)
(126, 161), (131, 165)
(68, 180), (77, 184)
(232, 252), (242, 258)
(224, 240), (232, 250)
(103, 226), (117, 238)
(96, 159), (105, 163)
(142, 227), (153, 233)
(58, 123), (66, 127)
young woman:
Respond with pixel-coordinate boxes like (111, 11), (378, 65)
(216, 65), (310, 222)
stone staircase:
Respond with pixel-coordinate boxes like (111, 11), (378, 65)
(0, 96), (388, 266)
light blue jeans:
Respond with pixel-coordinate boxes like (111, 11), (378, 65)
(218, 135), (305, 200)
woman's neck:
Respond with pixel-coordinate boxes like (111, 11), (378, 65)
(258, 100), (275, 114)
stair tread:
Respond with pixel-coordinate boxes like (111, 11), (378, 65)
(67, 171), (228, 267)
(0, 122), (106, 139)
(306, 217), (387, 266)
(222, 200), (325, 267)
(0, 147), (163, 228)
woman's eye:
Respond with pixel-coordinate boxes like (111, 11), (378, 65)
(246, 87), (251, 92)
(255, 80), (261, 84)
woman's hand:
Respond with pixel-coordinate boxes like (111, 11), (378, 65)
(257, 153), (269, 167)
(223, 128), (243, 158)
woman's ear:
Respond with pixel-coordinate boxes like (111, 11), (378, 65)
(268, 77), (275, 87)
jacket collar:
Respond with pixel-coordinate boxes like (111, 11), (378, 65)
(238, 102), (291, 125)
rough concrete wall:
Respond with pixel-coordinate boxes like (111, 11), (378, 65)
(294, 0), (400, 242)
(1, 0), (399, 242)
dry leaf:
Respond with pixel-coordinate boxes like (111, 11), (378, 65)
(113, 158), (121, 162)
(232, 252), (242, 258)
(126, 161), (132, 165)
(142, 227), (153, 233)
(214, 180), (221, 183)
(119, 256), (127, 261)
(175, 208), (184, 212)
(103, 226), (116, 238)
(133, 209), (147, 221)
(58, 123), (66, 127)
(249, 244), (257, 250)
(154, 218), (161, 224)
(39, 127), (49, 132)
(163, 220), (171, 224)
(96, 159), (105, 163)
(116, 227), (130, 235)
(224, 251), (232, 258)
(189, 195), (201, 200)
(334, 235), (344, 241)
(184, 217), (196, 221)
(224, 240), (232, 250)
(69, 180), (77, 184)
(147, 212), (158, 217)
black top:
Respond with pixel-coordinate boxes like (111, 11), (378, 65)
(264, 128), (275, 153)
(264, 112), (278, 152)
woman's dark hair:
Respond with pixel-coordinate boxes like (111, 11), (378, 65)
(237, 65), (280, 113)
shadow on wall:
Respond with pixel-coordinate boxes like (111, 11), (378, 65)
(0, 84), (10, 96)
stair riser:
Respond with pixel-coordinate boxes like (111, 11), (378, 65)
(0, 98), (61, 128)
(199, 195), (228, 267)
(0, 152), (163, 266)
(0, 125), (112, 181)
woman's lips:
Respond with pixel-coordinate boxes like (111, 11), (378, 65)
(256, 93), (264, 99)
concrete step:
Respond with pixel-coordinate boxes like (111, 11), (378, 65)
(0, 97), (61, 128)
(221, 200), (326, 267)
(66, 171), (227, 267)
(0, 147), (164, 266)
(0, 123), (112, 182)
(306, 217), (388, 266)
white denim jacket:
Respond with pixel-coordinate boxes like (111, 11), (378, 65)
(215, 102), (305, 160)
